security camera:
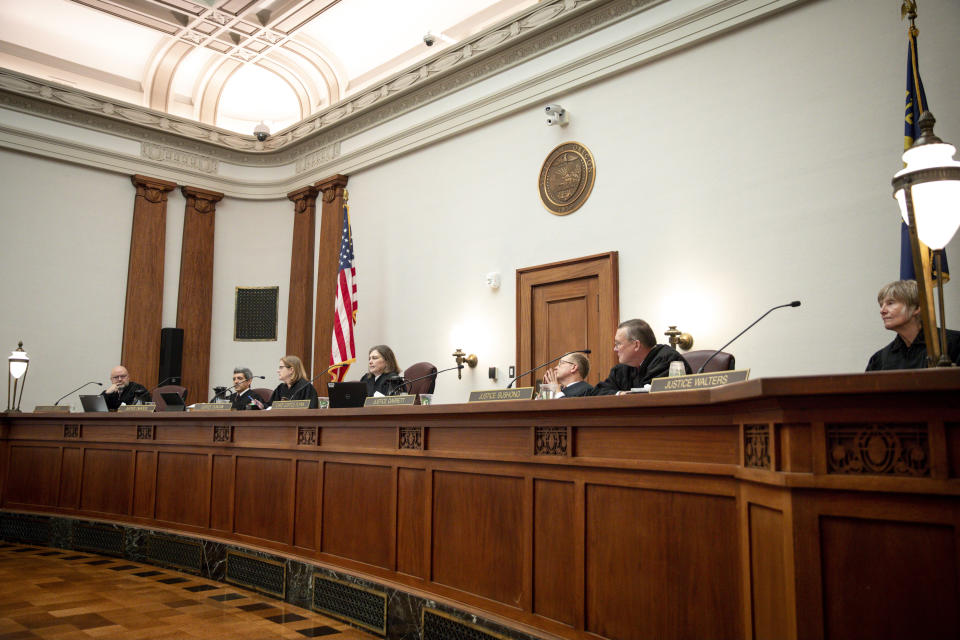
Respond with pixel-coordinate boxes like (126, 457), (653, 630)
(423, 32), (435, 46)
(544, 104), (567, 126)
(253, 122), (270, 142)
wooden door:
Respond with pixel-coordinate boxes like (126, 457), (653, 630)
(516, 252), (618, 388)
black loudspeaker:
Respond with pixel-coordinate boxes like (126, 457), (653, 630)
(159, 327), (184, 385)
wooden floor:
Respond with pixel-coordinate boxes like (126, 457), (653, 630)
(0, 542), (376, 639)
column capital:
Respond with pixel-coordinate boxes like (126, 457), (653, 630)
(131, 174), (177, 204)
(287, 185), (320, 214)
(315, 174), (348, 203)
(181, 186), (224, 214)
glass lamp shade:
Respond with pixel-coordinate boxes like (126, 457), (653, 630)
(8, 350), (29, 379)
(894, 141), (960, 250)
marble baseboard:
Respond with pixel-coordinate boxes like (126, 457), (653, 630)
(0, 510), (544, 640)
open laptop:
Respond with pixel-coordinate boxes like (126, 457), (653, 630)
(327, 381), (367, 408)
(79, 394), (108, 412)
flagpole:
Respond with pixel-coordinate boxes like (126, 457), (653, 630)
(899, 1), (942, 365)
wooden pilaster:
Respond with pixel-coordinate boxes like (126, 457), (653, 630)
(123, 175), (177, 386)
(176, 186), (223, 404)
(312, 174), (349, 392)
(286, 185), (319, 374)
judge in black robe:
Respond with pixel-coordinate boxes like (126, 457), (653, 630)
(866, 280), (960, 370)
(269, 355), (319, 408)
(590, 319), (691, 395)
(360, 345), (405, 397)
(101, 365), (149, 410)
(228, 367), (263, 410)
(543, 352), (594, 398)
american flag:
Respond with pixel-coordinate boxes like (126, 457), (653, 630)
(329, 203), (357, 382)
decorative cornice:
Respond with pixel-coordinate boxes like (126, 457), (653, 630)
(141, 142), (219, 174)
(0, 0), (810, 197)
(0, 0), (651, 164)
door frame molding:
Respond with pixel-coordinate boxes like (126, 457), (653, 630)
(516, 251), (619, 387)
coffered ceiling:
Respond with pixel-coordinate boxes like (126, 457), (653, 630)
(0, 0), (536, 135)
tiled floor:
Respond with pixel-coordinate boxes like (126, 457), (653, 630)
(0, 543), (376, 639)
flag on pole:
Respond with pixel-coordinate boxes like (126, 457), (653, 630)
(329, 202), (357, 382)
(899, 12), (949, 283)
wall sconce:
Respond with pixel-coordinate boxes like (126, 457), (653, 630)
(452, 348), (478, 379)
(664, 326), (694, 351)
(7, 341), (30, 412)
(892, 110), (960, 367)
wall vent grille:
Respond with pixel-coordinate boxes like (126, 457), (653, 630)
(146, 534), (202, 573)
(226, 550), (285, 597)
(312, 574), (386, 635)
(422, 608), (510, 640)
(75, 524), (124, 556)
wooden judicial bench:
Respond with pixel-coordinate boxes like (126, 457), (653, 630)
(1, 370), (959, 640)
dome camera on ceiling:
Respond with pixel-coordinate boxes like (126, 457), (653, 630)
(423, 32), (436, 46)
(253, 122), (270, 142)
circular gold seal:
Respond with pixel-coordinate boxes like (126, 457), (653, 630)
(538, 142), (596, 216)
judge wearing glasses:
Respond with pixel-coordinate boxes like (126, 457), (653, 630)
(590, 319), (690, 395)
(268, 355), (319, 408)
(543, 352), (593, 397)
(101, 365), (148, 410)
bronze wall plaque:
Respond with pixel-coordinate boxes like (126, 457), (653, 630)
(538, 141), (596, 216)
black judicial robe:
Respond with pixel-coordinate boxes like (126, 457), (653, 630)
(866, 328), (960, 371)
(101, 382), (149, 410)
(268, 379), (319, 408)
(360, 371), (406, 397)
(559, 380), (593, 397)
(590, 344), (691, 395)
(231, 389), (262, 411)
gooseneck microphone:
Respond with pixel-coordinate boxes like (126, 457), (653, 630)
(54, 381), (102, 406)
(393, 365), (463, 395)
(696, 301), (801, 373)
(506, 349), (592, 388)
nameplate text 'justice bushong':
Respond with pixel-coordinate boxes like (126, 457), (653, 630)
(469, 388), (535, 402)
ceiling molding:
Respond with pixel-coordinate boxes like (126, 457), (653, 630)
(0, 0), (810, 199)
(1, 0), (634, 159)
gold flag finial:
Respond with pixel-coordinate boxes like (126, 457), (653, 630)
(901, 0), (916, 21)
(901, 0), (918, 37)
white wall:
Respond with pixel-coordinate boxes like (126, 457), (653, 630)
(346, 0), (960, 403)
(207, 196), (294, 397)
(2, 0), (959, 408)
(0, 150), (133, 409)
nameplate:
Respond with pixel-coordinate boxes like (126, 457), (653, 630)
(34, 405), (71, 413)
(364, 394), (416, 407)
(118, 403), (157, 412)
(649, 369), (750, 393)
(272, 399), (311, 410)
(468, 388), (535, 402)
(190, 403), (229, 411)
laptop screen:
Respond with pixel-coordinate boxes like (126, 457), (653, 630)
(327, 382), (367, 408)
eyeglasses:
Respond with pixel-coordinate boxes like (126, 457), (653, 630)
(558, 359), (575, 366)
(278, 364), (291, 369)
(110, 374), (128, 381)
(613, 338), (638, 349)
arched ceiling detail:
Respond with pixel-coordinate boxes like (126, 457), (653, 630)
(0, 0), (538, 134)
(145, 40), (195, 112)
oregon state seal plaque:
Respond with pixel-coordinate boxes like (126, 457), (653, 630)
(538, 142), (595, 216)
